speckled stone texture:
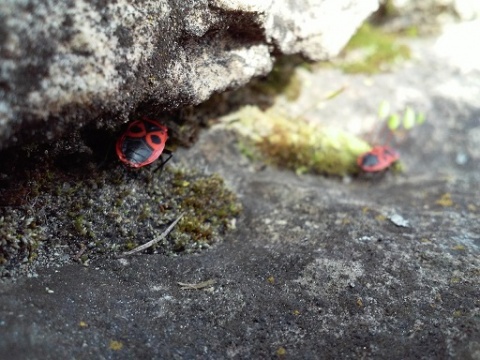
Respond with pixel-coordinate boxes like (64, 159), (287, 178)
(0, 0), (378, 149)
(1, 21), (479, 359)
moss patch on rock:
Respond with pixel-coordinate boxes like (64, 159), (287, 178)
(338, 23), (411, 74)
(250, 55), (306, 102)
(0, 141), (241, 279)
(223, 106), (370, 176)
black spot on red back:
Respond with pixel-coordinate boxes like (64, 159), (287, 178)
(150, 134), (162, 144)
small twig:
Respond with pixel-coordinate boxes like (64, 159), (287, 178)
(72, 243), (87, 262)
(120, 212), (184, 256)
(177, 279), (216, 290)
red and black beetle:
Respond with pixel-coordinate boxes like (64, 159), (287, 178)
(357, 145), (399, 172)
(116, 118), (172, 169)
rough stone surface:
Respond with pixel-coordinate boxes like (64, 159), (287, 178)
(1, 22), (480, 359)
(389, 0), (480, 21)
(378, 0), (480, 33)
(0, 0), (378, 149)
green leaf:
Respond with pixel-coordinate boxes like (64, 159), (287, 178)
(387, 113), (400, 130)
(416, 112), (426, 125)
(324, 86), (346, 100)
(378, 100), (391, 119)
(403, 107), (416, 129)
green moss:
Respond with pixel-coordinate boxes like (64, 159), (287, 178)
(237, 139), (259, 162)
(224, 106), (370, 176)
(28, 252), (38, 262)
(0, 144), (242, 277)
(251, 56), (305, 101)
(383, 0), (398, 16)
(403, 26), (419, 38)
(340, 23), (411, 74)
(137, 205), (152, 221)
(124, 241), (138, 251)
(168, 170), (242, 248)
(177, 215), (213, 243)
(73, 215), (85, 231)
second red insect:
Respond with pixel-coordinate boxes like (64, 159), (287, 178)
(357, 145), (399, 172)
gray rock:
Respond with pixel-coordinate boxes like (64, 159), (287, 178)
(378, 0), (480, 33)
(1, 21), (479, 359)
(0, 0), (378, 148)
(388, 0), (480, 21)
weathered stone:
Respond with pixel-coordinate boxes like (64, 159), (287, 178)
(265, 0), (379, 60)
(0, 0), (378, 149)
(389, 0), (480, 21)
(0, 16), (479, 360)
(378, 0), (480, 33)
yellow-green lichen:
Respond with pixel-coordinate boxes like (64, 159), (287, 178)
(223, 106), (370, 176)
(339, 23), (411, 74)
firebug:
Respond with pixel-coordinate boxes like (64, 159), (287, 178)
(116, 118), (172, 170)
(357, 145), (399, 172)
